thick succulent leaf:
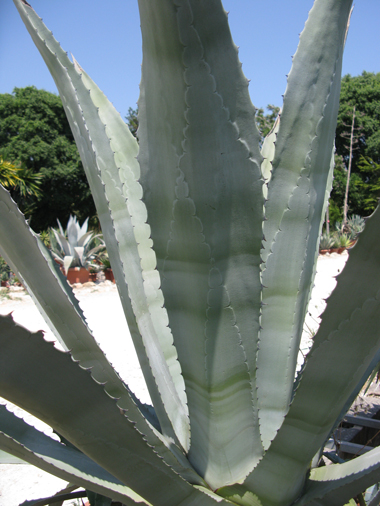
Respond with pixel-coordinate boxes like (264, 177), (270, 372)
(79, 217), (89, 238)
(296, 447), (380, 506)
(77, 230), (95, 248)
(0, 184), (166, 445)
(0, 404), (150, 505)
(85, 244), (106, 260)
(67, 218), (79, 246)
(57, 219), (65, 237)
(292, 144), (336, 392)
(0, 449), (25, 463)
(0, 314), (230, 506)
(217, 485), (264, 506)
(13, 0), (189, 450)
(63, 255), (74, 273)
(328, 347), (380, 439)
(50, 252), (63, 265)
(257, 0), (353, 448)
(280, 204), (380, 457)
(138, 0), (264, 488)
(260, 114), (280, 199)
(239, 203), (380, 506)
(74, 247), (85, 266)
(74, 62), (189, 451)
(51, 228), (70, 256)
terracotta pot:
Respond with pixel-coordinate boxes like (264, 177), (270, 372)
(337, 247), (345, 254)
(89, 272), (97, 282)
(66, 267), (90, 284)
(104, 268), (115, 283)
(319, 249), (329, 255)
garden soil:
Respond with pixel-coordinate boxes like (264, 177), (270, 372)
(0, 252), (349, 505)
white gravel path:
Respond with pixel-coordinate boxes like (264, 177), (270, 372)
(0, 252), (349, 506)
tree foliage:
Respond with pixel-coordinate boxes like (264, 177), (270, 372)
(331, 72), (380, 219)
(0, 86), (96, 231)
(336, 72), (380, 167)
(248, 77), (380, 223)
(330, 154), (365, 222)
(0, 148), (43, 215)
(252, 78), (380, 224)
(358, 156), (380, 213)
(0, 153), (21, 189)
(255, 104), (281, 140)
(125, 106), (139, 138)
(2, 74), (378, 232)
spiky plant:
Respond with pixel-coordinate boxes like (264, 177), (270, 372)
(49, 215), (105, 273)
(347, 214), (366, 239)
(1, 1), (380, 505)
(319, 233), (335, 251)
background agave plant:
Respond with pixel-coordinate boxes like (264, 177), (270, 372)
(1, 0), (380, 505)
(49, 215), (105, 273)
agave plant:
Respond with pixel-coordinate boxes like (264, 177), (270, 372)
(319, 233), (335, 251)
(337, 233), (354, 249)
(347, 214), (366, 239)
(49, 215), (105, 273)
(1, 1), (380, 505)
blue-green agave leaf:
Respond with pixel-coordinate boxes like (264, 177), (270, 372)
(257, 0), (353, 448)
(0, 314), (230, 506)
(137, 0), (264, 488)
(260, 114), (280, 200)
(0, 449), (25, 464)
(0, 404), (151, 505)
(218, 485), (264, 506)
(240, 202), (380, 506)
(296, 446), (380, 506)
(0, 184), (173, 450)
(72, 60), (189, 451)
(12, 0), (189, 451)
(328, 347), (380, 440)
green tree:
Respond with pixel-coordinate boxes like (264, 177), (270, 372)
(255, 104), (280, 139)
(125, 106), (139, 138)
(330, 154), (364, 223)
(336, 72), (380, 166)
(332, 72), (380, 219)
(358, 156), (380, 213)
(0, 86), (96, 231)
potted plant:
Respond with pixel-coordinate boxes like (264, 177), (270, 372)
(99, 252), (115, 283)
(319, 232), (334, 254)
(49, 215), (105, 283)
(88, 268), (98, 283)
(328, 232), (341, 254)
(346, 214), (366, 248)
(0, 256), (10, 286)
(338, 232), (354, 253)
(0, 272), (9, 287)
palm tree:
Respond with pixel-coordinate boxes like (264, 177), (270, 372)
(0, 153), (21, 189)
(0, 149), (42, 197)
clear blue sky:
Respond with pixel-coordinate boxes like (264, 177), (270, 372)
(1, 1), (379, 119)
